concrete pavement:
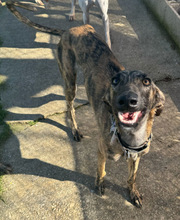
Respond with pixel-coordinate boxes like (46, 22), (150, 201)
(0, 0), (180, 219)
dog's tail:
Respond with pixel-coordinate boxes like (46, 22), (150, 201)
(6, 1), (65, 36)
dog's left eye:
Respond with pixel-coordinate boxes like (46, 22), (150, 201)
(142, 78), (151, 86)
(112, 77), (119, 86)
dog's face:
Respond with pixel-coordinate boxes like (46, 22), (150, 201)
(104, 70), (165, 128)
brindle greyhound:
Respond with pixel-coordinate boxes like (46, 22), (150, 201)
(6, 1), (165, 208)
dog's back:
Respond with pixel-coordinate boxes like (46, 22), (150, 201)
(58, 25), (124, 110)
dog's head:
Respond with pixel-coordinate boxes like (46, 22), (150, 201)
(104, 70), (165, 128)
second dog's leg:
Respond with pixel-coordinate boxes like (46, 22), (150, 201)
(69, 0), (76, 21)
(95, 138), (107, 195)
(79, 0), (90, 24)
(127, 156), (142, 208)
(103, 15), (111, 49)
(97, 0), (111, 48)
(82, 9), (89, 24)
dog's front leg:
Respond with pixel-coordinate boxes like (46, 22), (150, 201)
(127, 156), (142, 208)
(69, 0), (76, 21)
(95, 139), (107, 196)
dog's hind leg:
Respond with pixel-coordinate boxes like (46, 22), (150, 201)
(57, 44), (83, 142)
(127, 156), (143, 208)
(95, 138), (107, 195)
(82, 8), (90, 24)
(79, 0), (92, 24)
(65, 81), (83, 142)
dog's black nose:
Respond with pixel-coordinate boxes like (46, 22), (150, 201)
(117, 92), (138, 109)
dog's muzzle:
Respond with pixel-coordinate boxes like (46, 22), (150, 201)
(115, 91), (144, 126)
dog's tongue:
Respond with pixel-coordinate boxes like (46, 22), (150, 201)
(122, 112), (135, 120)
(118, 111), (142, 124)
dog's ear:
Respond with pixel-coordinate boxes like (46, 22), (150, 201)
(102, 89), (113, 114)
(153, 85), (165, 116)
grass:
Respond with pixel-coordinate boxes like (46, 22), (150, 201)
(28, 119), (38, 126)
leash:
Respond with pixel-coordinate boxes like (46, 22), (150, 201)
(110, 115), (152, 161)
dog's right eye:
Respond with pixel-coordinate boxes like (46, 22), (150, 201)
(112, 77), (119, 86)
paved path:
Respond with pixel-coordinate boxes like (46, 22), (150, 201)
(0, 0), (180, 219)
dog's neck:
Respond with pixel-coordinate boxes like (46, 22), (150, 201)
(118, 115), (149, 148)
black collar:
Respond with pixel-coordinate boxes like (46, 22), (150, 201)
(116, 132), (152, 153)
(110, 114), (152, 154)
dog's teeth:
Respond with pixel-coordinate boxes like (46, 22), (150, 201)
(118, 111), (142, 124)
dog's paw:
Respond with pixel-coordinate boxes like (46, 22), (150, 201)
(95, 178), (105, 196)
(69, 14), (75, 21)
(130, 189), (143, 208)
(73, 129), (83, 142)
(0, 163), (12, 174)
(95, 183), (105, 196)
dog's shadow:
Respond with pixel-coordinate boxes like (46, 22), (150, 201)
(2, 112), (131, 205)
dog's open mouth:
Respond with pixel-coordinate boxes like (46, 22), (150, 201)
(118, 111), (143, 125)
